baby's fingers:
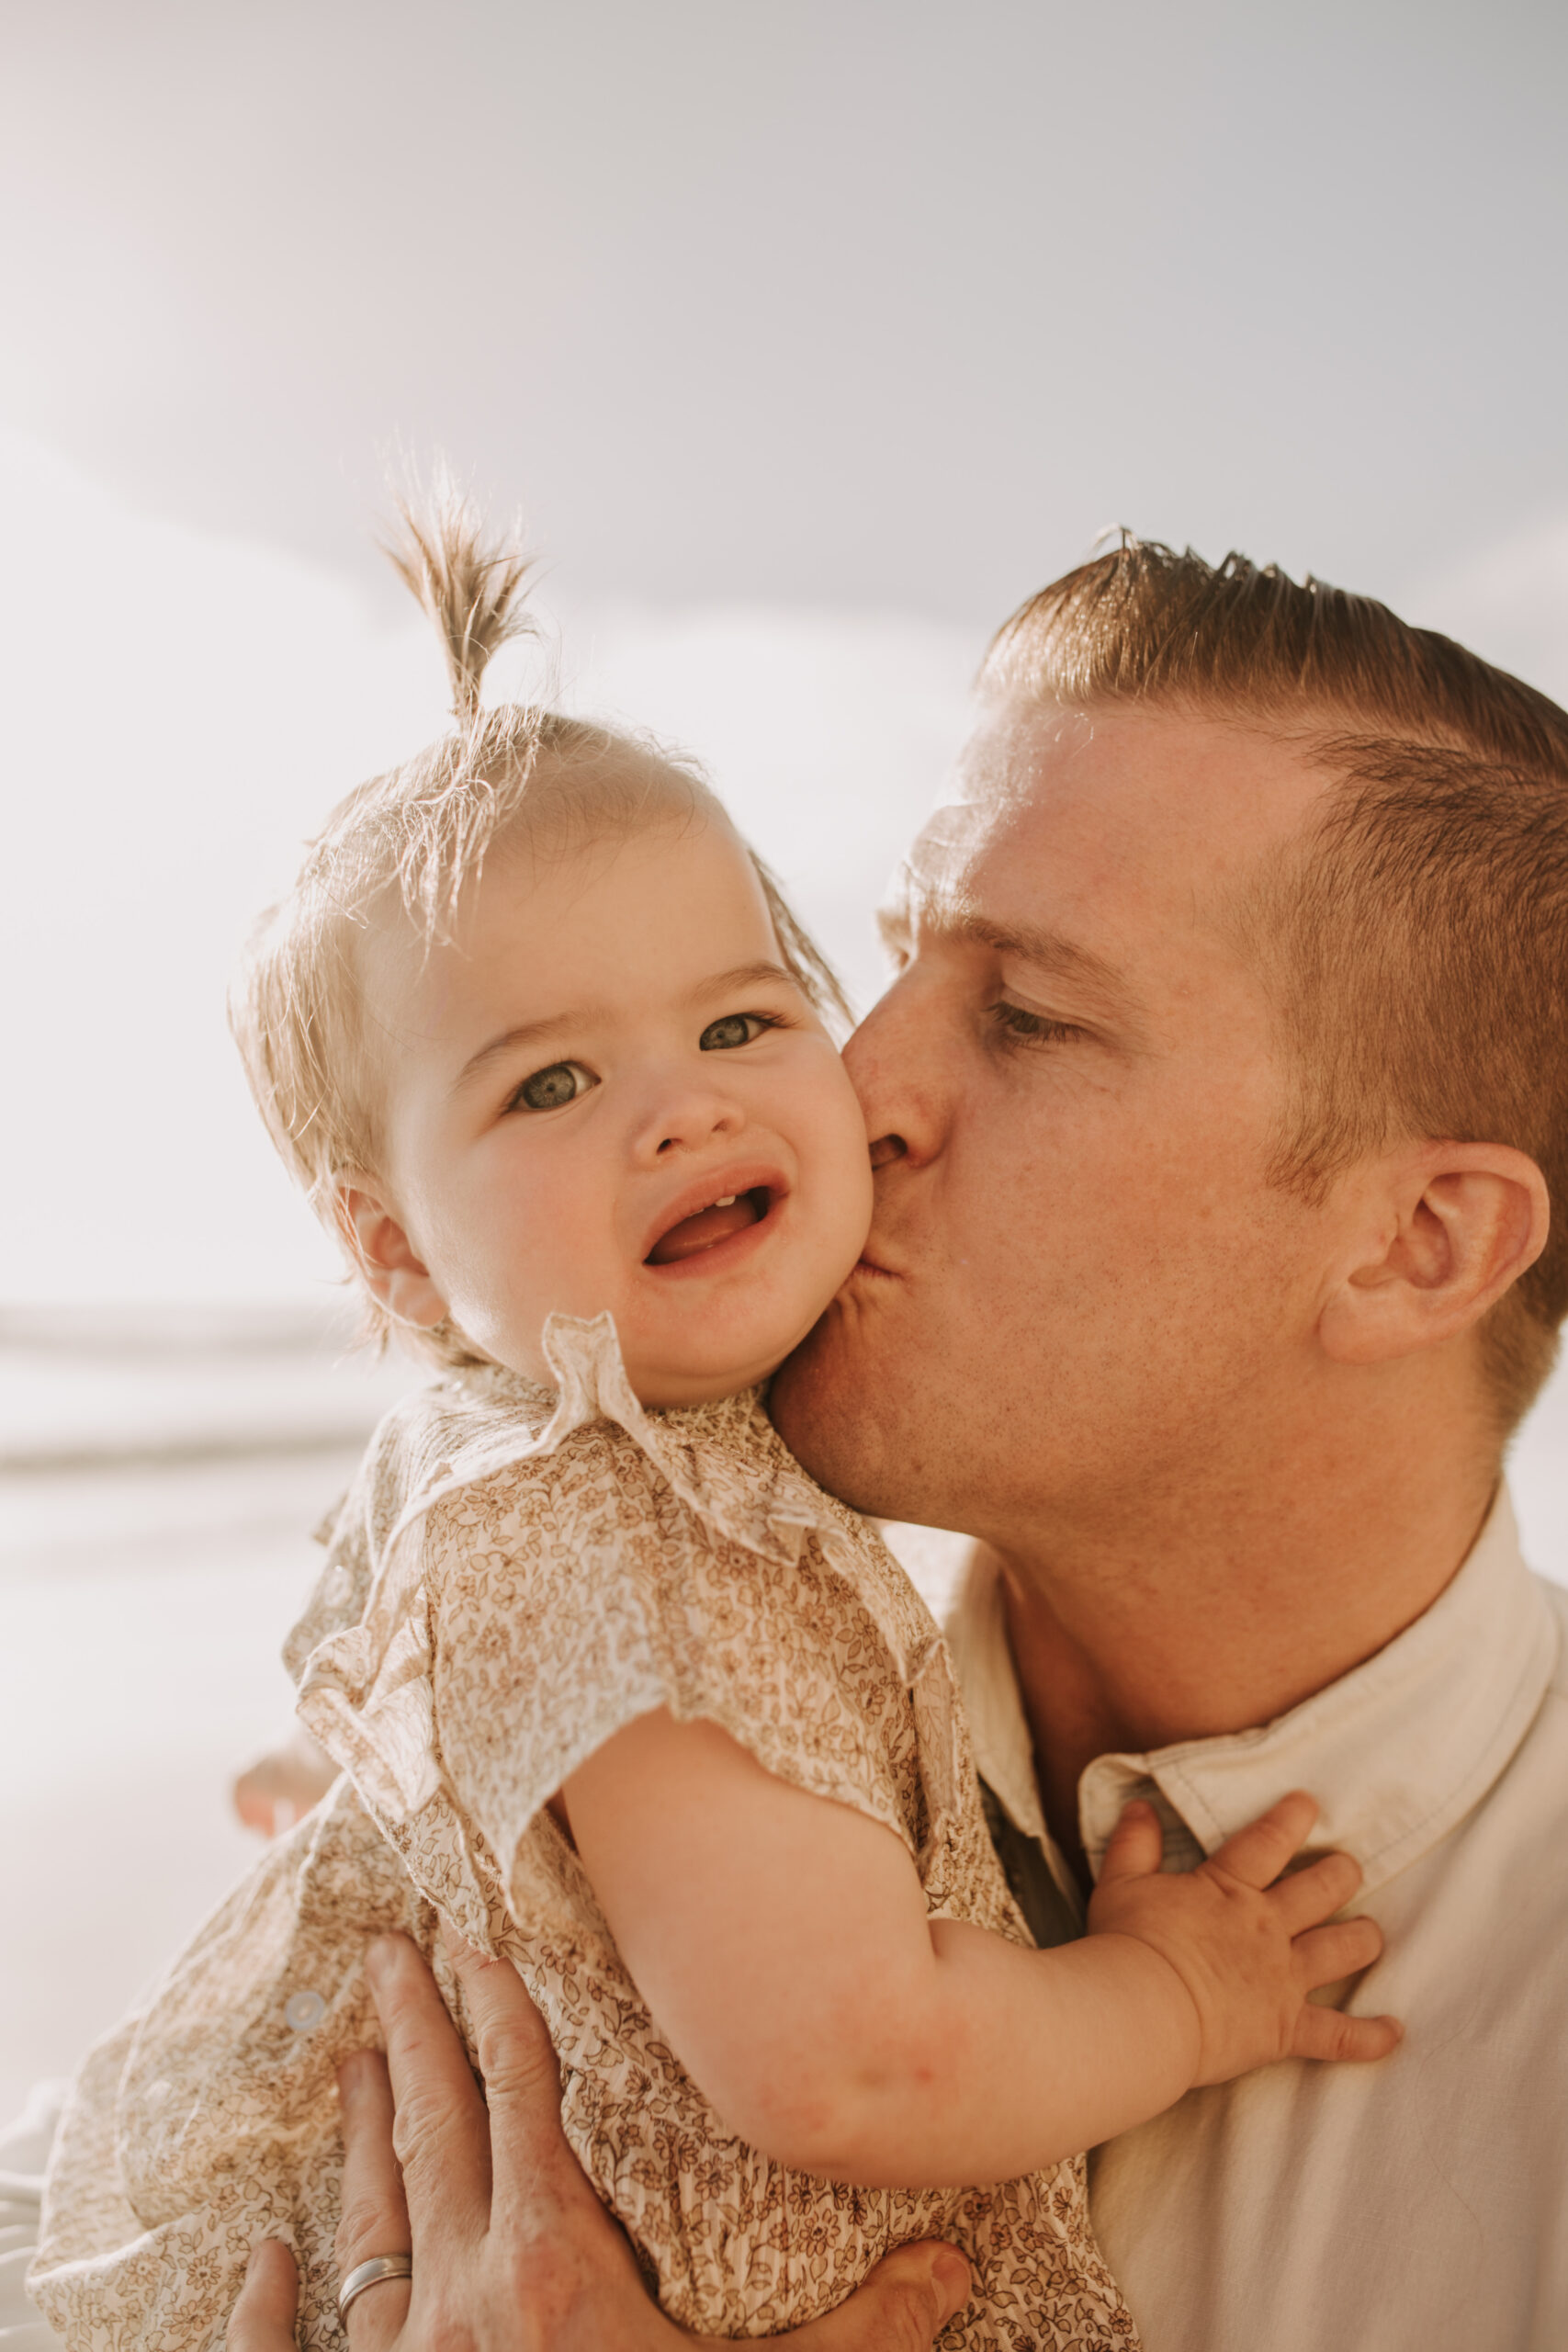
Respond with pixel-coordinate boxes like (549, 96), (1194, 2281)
(1291, 2001), (1403, 2065)
(1291, 1914), (1384, 1990)
(1269, 1847), (1363, 1935)
(1206, 1791), (1318, 1890)
(1095, 1800), (1167, 1888)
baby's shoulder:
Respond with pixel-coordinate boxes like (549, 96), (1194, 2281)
(358, 1365), (621, 1510)
(405, 1377), (706, 1617)
(372, 1368), (932, 1665)
(296, 1370), (590, 1621)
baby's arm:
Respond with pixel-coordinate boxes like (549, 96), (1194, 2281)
(561, 1710), (1399, 2190)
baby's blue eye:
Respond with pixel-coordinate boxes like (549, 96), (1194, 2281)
(699, 1013), (770, 1052)
(512, 1059), (597, 1112)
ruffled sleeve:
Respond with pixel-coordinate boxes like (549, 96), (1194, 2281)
(294, 1314), (973, 1951)
(281, 1369), (468, 1684)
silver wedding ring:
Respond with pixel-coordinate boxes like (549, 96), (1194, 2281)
(337, 2253), (413, 2320)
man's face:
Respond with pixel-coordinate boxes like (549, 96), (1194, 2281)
(770, 695), (1337, 1544)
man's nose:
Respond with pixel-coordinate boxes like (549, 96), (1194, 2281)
(630, 1074), (748, 1164)
(843, 971), (949, 1173)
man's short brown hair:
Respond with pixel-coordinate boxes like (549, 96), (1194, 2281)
(981, 540), (1568, 1428)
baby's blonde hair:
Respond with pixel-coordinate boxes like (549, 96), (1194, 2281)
(230, 479), (848, 1364)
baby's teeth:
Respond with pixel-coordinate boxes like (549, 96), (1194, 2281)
(714, 1194), (737, 1208)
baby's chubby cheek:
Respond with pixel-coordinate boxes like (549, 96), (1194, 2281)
(413, 1166), (608, 1368)
(503, 1230), (627, 1363)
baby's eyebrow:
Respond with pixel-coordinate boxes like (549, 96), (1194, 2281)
(452, 1012), (586, 1092)
(450, 965), (799, 1093)
(687, 960), (799, 1002)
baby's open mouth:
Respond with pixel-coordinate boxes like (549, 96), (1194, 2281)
(646, 1186), (773, 1266)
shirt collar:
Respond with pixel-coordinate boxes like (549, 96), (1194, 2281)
(949, 1487), (1559, 1901)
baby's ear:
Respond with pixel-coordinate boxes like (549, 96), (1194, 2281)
(335, 1173), (450, 1329)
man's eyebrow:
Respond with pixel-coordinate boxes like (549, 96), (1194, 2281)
(452, 1013), (586, 1093)
(910, 908), (1145, 1028)
(953, 916), (1132, 999)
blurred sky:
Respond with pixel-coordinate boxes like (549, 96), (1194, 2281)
(2, 0), (1567, 1302)
(6, 0), (1567, 619)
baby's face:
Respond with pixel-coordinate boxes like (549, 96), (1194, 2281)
(353, 810), (874, 1406)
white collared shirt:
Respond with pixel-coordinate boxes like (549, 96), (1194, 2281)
(935, 1491), (1568, 2352)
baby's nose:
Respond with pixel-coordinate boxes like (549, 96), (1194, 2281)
(637, 1081), (747, 1159)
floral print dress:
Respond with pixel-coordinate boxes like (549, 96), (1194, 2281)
(30, 1315), (1135, 2352)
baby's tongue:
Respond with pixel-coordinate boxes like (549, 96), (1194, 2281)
(648, 1193), (762, 1265)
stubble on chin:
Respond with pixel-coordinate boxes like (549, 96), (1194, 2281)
(768, 1306), (838, 1463)
(768, 1292), (900, 1514)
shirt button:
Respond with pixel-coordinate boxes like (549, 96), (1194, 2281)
(285, 1989), (328, 2032)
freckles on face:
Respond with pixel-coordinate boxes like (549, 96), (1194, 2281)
(360, 812), (873, 1404)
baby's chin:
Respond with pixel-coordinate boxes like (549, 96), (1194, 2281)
(460, 1307), (801, 1409)
(626, 1343), (795, 1411)
(619, 1293), (837, 1408)
(467, 1305), (799, 1410)
(470, 1247), (857, 1410)
(625, 1264), (863, 1407)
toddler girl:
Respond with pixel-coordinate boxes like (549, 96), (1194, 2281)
(31, 493), (1396, 2352)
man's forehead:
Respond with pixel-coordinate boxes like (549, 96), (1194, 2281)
(891, 707), (1112, 935)
(952, 695), (1102, 802)
(903, 693), (1326, 911)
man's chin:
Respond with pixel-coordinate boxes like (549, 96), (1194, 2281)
(770, 1296), (893, 1512)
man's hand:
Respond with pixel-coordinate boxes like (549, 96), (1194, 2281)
(227, 1931), (972, 2352)
(1088, 1792), (1404, 2086)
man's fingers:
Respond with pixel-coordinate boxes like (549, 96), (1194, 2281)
(1290, 1915), (1384, 1990)
(788, 2243), (972, 2349)
(446, 1930), (563, 2139)
(445, 1932), (604, 2243)
(1269, 1847), (1363, 1934)
(334, 2051), (412, 2352)
(227, 2240), (300, 2352)
(365, 1934), (492, 2254)
(342, 2270), (412, 2352)
(1204, 1791), (1318, 1889)
(1094, 1800), (1165, 1888)
(1291, 2002), (1404, 2064)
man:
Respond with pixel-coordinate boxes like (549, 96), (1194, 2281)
(228, 540), (1568, 2348)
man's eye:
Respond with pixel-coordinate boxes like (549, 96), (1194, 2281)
(509, 1059), (597, 1113)
(988, 1001), (1084, 1046)
(698, 1012), (773, 1052)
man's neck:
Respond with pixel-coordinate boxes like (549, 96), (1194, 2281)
(987, 1396), (1501, 1885)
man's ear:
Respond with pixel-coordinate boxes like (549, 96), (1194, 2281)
(1317, 1141), (1550, 1366)
(335, 1174), (450, 1329)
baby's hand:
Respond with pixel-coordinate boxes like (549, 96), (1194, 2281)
(1087, 1791), (1402, 2085)
(231, 1723), (338, 1839)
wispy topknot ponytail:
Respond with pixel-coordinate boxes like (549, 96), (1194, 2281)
(382, 467), (538, 727)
